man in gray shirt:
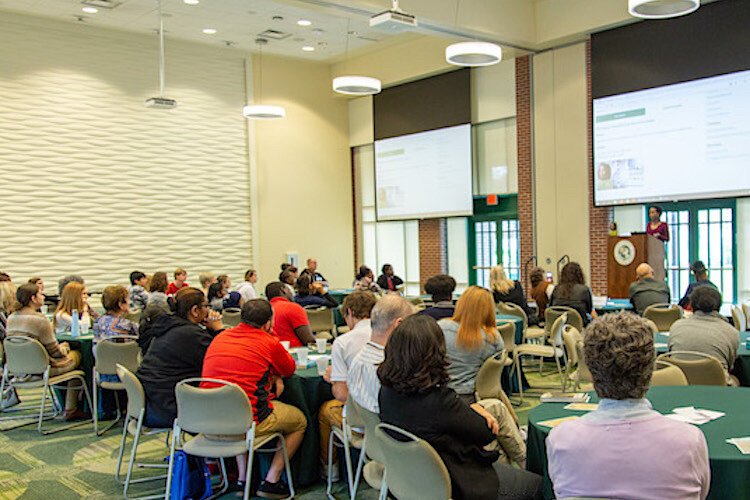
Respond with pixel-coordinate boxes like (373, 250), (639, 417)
(629, 263), (670, 316)
(669, 286), (738, 384)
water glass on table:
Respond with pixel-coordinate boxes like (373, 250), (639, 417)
(296, 347), (309, 367)
(316, 355), (330, 376)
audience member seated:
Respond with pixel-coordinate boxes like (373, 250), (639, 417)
(347, 295), (413, 413)
(7, 283), (82, 419)
(376, 264), (404, 292)
(201, 299), (305, 498)
(301, 258), (328, 286)
(646, 205), (670, 242)
(28, 277), (45, 294)
(419, 274), (457, 321)
(217, 274), (231, 293)
(198, 271), (216, 297)
(319, 291), (377, 476)
(678, 260), (719, 309)
(0, 272), (10, 282)
(207, 283), (244, 312)
(550, 262), (596, 326)
(58, 274), (83, 297)
(669, 286), (738, 385)
(93, 285), (138, 342)
(236, 269), (258, 301)
(266, 281), (314, 347)
(378, 315), (543, 500)
(54, 282), (93, 334)
(529, 267), (554, 319)
(138, 271), (172, 353)
(136, 288), (224, 428)
(352, 265), (381, 294)
(128, 271), (150, 311)
(166, 268), (188, 296)
(438, 286), (503, 404)
(0, 280), (17, 341)
(629, 263), (670, 316)
(490, 264), (537, 324)
(546, 313), (710, 500)
(293, 274), (337, 309)
(280, 268), (298, 295)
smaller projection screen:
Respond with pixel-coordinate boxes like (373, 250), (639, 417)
(374, 124), (473, 221)
(593, 69), (750, 206)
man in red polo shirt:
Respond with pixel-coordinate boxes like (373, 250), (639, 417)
(265, 281), (315, 347)
(201, 299), (306, 499)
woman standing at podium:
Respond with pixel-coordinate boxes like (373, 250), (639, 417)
(646, 205), (670, 242)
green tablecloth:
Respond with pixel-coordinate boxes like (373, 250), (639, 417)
(527, 386), (750, 500)
(495, 314), (526, 393)
(55, 333), (95, 389)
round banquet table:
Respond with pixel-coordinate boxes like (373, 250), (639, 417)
(526, 386), (750, 500)
(55, 332), (95, 390)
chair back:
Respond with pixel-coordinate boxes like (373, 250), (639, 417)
(731, 306), (747, 333)
(116, 364), (147, 419)
(175, 378), (253, 435)
(573, 340), (592, 384)
(95, 335), (140, 376)
(743, 303), (750, 328)
(496, 321), (516, 353)
(306, 307), (335, 333)
(221, 308), (241, 327)
(643, 303), (682, 332)
(561, 326), (582, 366)
(496, 302), (528, 329)
(3, 336), (49, 375)
(474, 350), (508, 401)
(656, 351), (726, 386)
(548, 313), (567, 348)
(375, 423), (451, 500)
(546, 306), (583, 334)
(650, 361), (688, 386)
(350, 398), (385, 463)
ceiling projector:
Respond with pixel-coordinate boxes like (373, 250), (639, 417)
(369, 0), (417, 32)
(145, 97), (177, 109)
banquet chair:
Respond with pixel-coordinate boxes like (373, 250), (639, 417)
(731, 306), (747, 333)
(93, 335), (140, 435)
(572, 340), (593, 391)
(375, 423), (451, 500)
(165, 378), (295, 500)
(326, 398), (365, 500)
(306, 307), (336, 339)
(743, 302), (750, 328)
(115, 364), (170, 500)
(650, 360), (688, 387)
(474, 348), (518, 424)
(561, 326), (591, 391)
(0, 336), (93, 434)
(221, 308), (241, 327)
(546, 306), (584, 336)
(643, 303), (682, 332)
(512, 314), (568, 402)
(497, 302), (544, 342)
(656, 351), (726, 386)
(350, 398), (388, 500)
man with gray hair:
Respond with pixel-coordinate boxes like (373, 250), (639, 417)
(347, 294), (414, 413)
(58, 274), (84, 295)
(628, 263), (670, 316)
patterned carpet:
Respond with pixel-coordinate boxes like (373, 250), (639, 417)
(0, 368), (566, 499)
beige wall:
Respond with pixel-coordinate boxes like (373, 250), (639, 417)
(533, 43), (591, 280)
(252, 55), (354, 289)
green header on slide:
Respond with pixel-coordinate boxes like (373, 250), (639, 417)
(377, 149), (404, 158)
(595, 108), (646, 123)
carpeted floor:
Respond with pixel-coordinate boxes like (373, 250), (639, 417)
(0, 367), (570, 499)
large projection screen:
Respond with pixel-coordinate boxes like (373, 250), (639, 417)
(593, 69), (750, 207)
(375, 124), (473, 221)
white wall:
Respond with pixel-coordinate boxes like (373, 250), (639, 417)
(613, 205), (645, 235)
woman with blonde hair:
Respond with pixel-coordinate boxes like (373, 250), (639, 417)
(0, 281), (18, 340)
(54, 281), (91, 334)
(489, 264), (536, 323)
(438, 286), (503, 404)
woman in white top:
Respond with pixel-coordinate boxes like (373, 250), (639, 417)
(54, 281), (92, 334)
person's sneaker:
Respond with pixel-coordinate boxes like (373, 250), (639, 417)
(257, 480), (290, 499)
(320, 462), (340, 482)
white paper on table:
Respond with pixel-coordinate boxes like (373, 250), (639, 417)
(665, 413), (710, 425)
(726, 437), (750, 454)
(666, 406), (725, 425)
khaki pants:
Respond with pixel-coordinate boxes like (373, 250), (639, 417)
(318, 399), (344, 465)
(207, 401), (307, 442)
(475, 398), (527, 466)
(50, 350), (82, 411)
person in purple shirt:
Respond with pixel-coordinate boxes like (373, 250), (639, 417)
(418, 274), (456, 321)
(546, 312), (710, 500)
(646, 205), (670, 242)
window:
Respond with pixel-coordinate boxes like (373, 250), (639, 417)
(468, 196), (520, 287)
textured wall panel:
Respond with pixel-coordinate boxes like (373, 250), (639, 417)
(0, 14), (253, 291)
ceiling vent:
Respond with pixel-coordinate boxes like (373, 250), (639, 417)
(257, 29), (291, 40)
(81, 0), (123, 9)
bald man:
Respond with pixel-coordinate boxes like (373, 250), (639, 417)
(628, 263), (670, 316)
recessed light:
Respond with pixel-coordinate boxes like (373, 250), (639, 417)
(183, 0), (199, 4)
(297, 19), (312, 26)
(82, 6), (98, 14)
(302, 45), (315, 52)
(202, 28), (217, 35)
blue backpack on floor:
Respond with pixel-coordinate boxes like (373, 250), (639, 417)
(169, 451), (213, 500)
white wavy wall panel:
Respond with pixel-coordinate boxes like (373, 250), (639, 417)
(0, 14), (253, 290)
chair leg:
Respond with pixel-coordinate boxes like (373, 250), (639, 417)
(351, 438), (366, 500)
(123, 419), (141, 497)
(115, 416), (130, 484)
(214, 457), (229, 497)
(279, 435), (294, 498)
(37, 376), (49, 434)
(93, 377), (99, 435)
(164, 425), (179, 499)
(555, 356), (565, 392)
(326, 431), (336, 498)
(378, 469), (388, 500)
(515, 355), (525, 403)
(96, 389), (122, 436)
(342, 429), (355, 498)
(244, 432), (255, 500)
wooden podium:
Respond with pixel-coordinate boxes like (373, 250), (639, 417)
(607, 234), (665, 298)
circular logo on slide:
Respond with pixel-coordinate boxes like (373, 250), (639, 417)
(614, 240), (636, 266)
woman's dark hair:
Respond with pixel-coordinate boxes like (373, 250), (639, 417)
(16, 283), (40, 308)
(356, 265), (372, 281)
(296, 274), (312, 295)
(207, 282), (224, 302)
(377, 315), (450, 394)
(424, 274), (456, 302)
(381, 264), (392, 274)
(556, 262), (586, 300)
(280, 269), (296, 285)
(28, 277), (42, 285)
(149, 272), (168, 293)
(129, 271), (146, 285)
(689, 285), (722, 313)
(280, 263), (291, 272)
(649, 205), (663, 216)
(529, 267), (545, 288)
(173, 287), (206, 319)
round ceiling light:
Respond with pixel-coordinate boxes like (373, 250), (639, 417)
(628, 0), (699, 19)
(446, 42), (502, 67)
(332, 76), (381, 95)
(82, 6), (98, 13)
(243, 104), (286, 119)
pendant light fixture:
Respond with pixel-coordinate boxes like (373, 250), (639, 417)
(243, 38), (286, 119)
(145, 0), (177, 108)
(332, 19), (381, 95)
(445, 0), (502, 67)
(628, 0), (699, 19)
